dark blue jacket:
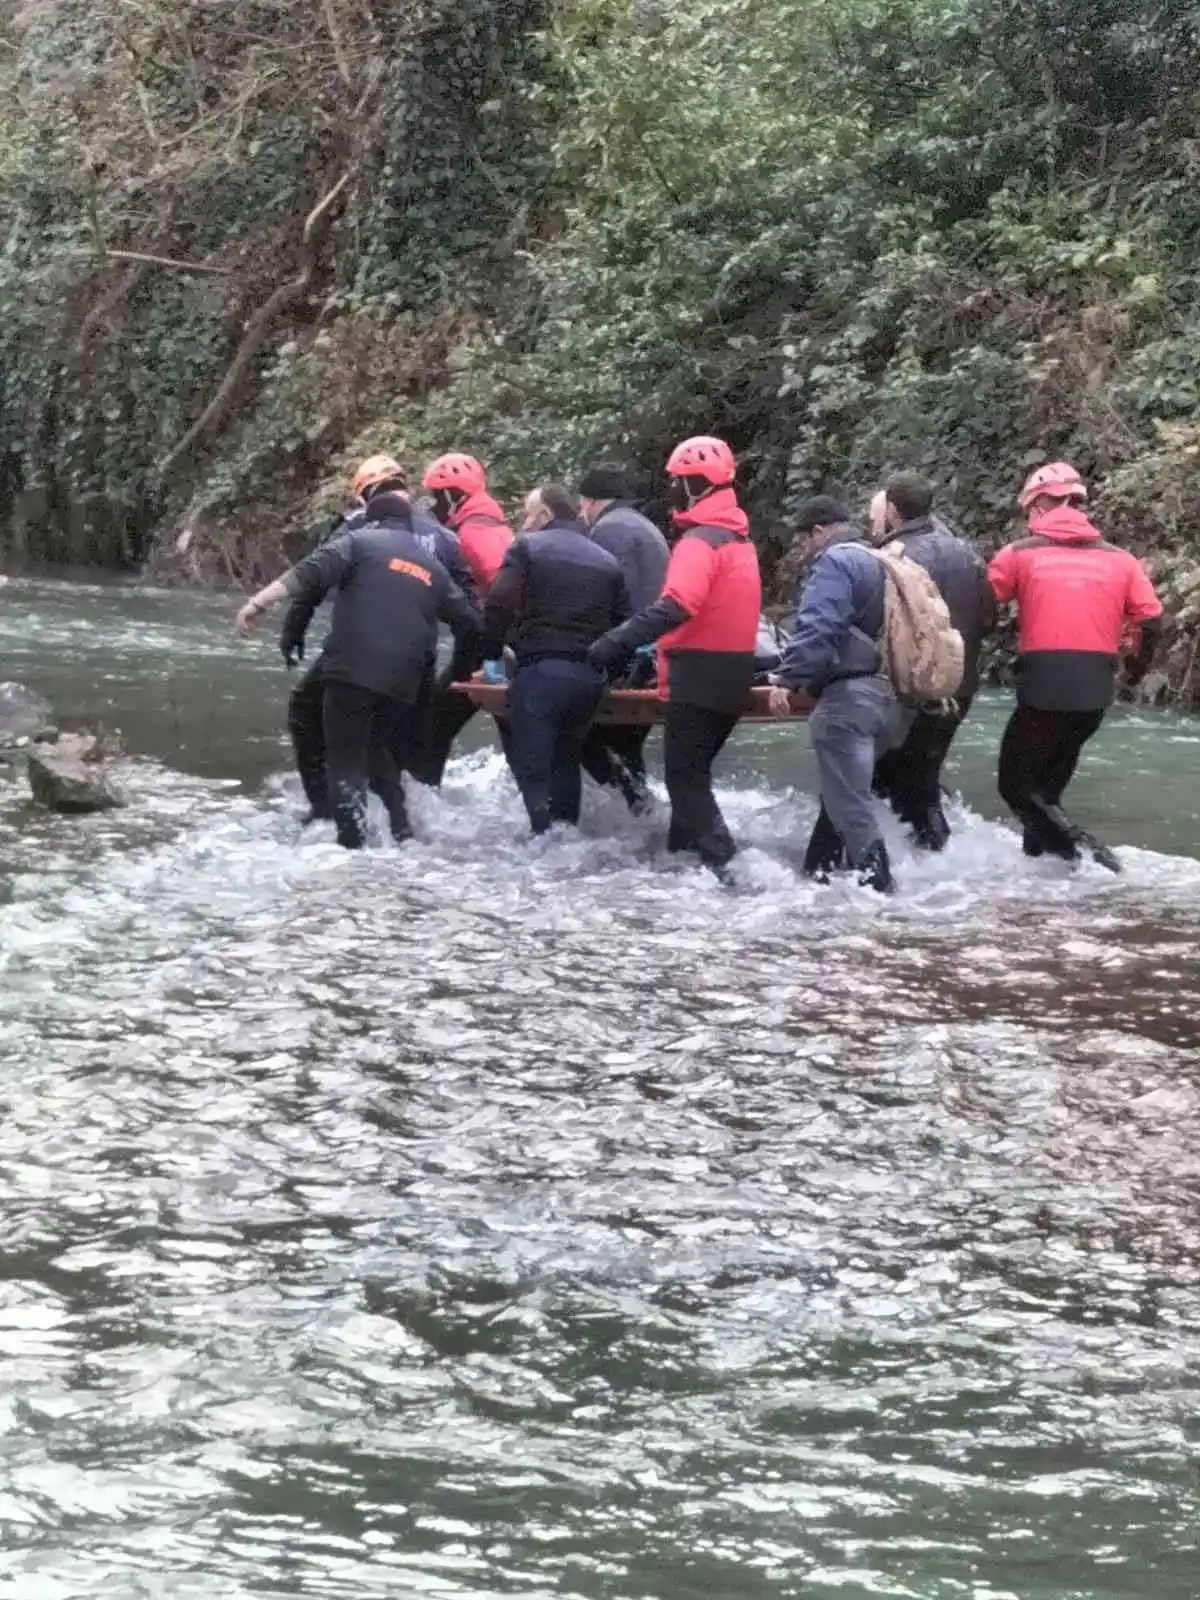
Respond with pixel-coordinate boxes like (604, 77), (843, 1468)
(775, 526), (886, 696)
(281, 493), (476, 660)
(482, 520), (631, 664)
(281, 520), (480, 702)
(586, 502), (670, 612)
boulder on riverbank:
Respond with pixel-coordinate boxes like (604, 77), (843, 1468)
(0, 682), (56, 750)
(27, 732), (126, 814)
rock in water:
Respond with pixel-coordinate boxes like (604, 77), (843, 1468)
(27, 735), (126, 813)
(0, 682), (56, 749)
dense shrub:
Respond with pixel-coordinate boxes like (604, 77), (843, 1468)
(1, 0), (1199, 688)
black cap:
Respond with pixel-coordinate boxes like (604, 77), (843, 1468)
(578, 462), (630, 501)
(793, 495), (850, 532)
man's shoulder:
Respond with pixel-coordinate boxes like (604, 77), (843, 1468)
(820, 537), (875, 574)
(901, 523), (978, 565)
(599, 504), (667, 540)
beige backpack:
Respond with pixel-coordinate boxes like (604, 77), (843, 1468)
(865, 543), (965, 704)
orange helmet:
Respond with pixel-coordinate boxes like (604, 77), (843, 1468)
(422, 453), (487, 495)
(666, 435), (736, 485)
(1019, 461), (1087, 513)
(352, 454), (406, 501)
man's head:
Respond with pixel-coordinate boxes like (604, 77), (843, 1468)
(793, 495), (852, 555)
(577, 462), (630, 527)
(881, 472), (934, 532)
(521, 483), (578, 532)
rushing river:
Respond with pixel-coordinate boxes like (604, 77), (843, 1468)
(1, 577), (1199, 1600)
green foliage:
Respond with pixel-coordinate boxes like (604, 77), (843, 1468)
(2, 0), (1200, 701)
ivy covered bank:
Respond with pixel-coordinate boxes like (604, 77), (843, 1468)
(1, 0), (1199, 692)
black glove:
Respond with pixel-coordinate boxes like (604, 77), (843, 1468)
(588, 635), (632, 680)
(281, 637), (304, 668)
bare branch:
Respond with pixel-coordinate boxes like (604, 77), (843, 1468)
(74, 248), (231, 276)
(323, 0), (353, 87)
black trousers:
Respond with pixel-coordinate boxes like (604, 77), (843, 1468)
(407, 684), (476, 788)
(323, 681), (414, 850)
(580, 723), (652, 811)
(998, 705), (1105, 859)
(663, 702), (739, 870)
(288, 660), (330, 818)
(873, 697), (972, 852)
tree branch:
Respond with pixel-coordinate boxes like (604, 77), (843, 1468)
(155, 174), (352, 481)
(74, 248), (231, 276)
(155, 64), (384, 484)
(323, 0), (353, 87)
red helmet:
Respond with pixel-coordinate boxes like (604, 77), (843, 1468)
(352, 453), (406, 501)
(1019, 461), (1087, 513)
(422, 453), (487, 495)
(666, 435), (736, 486)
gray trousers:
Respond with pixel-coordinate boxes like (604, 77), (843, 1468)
(809, 675), (895, 864)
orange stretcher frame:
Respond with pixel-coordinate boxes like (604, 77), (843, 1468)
(451, 682), (813, 725)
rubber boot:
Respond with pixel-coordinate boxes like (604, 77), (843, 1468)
(332, 784), (369, 850)
(611, 757), (651, 816)
(910, 802), (951, 853)
(1023, 798), (1079, 862)
(1069, 826), (1121, 874)
(856, 839), (894, 895)
(804, 804), (846, 880)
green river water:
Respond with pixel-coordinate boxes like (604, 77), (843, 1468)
(0, 577), (1198, 1600)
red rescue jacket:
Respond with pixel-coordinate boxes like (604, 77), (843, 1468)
(656, 488), (762, 711)
(449, 491), (514, 593)
(989, 506), (1162, 711)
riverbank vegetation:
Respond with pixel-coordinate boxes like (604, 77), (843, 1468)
(2, 0), (1199, 693)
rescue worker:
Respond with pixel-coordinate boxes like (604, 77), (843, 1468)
(576, 462), (670, 813)
(236, 496), (481, 851)
(282, 455), (475, 819)
(989, 461), (1163, 870)
(482, 483), (630, 834)
(588, 436), (761, 878)
(409, 452), (516, 786)
(869, 473), (995, 851)
(767, 497), (894, 893)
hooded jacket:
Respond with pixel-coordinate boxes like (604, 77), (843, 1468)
(989, 506), (1163, 711)
(881, 514), (994, 699)
(774, 526), (886, 696)
(587, 488), (762, 711)
(448, 490), (514, 593)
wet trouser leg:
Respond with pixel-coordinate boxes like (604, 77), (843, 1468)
(581, 724), (652, 811)
(998, 706), (1105, 859)
(407, 685), (478, 788)
(507, 659), (605, 833)
(323, 682), (413, 849)
(808, 676), (894, 884)
(369, 696), (415, 844)
(803, 803), (846, 878)
(288, 659), (330, 818)
(873, 697), (972, 852)
(662, 701), (739, 871)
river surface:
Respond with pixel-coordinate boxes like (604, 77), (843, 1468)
(1, 577), (1199, 1600)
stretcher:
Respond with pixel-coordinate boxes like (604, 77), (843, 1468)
(451, 682), (813, 725)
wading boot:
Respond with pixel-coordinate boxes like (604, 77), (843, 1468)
(803, 803), (846, 881)
(857, 839), (894, 895)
